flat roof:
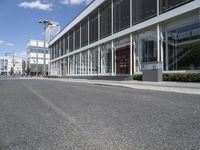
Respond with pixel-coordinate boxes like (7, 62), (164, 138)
(49, 0), (105, 45)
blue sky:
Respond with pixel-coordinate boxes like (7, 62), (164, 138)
(0, 0), (92, 58)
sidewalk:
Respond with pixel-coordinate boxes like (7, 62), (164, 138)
(40, 78), (200, 95)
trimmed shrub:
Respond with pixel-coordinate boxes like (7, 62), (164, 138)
(163, 73), (200, 82)
(133, 74), (142, 81)
(133, 73), (200, 82)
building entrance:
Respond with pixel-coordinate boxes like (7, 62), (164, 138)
(116, 46), (130, 75)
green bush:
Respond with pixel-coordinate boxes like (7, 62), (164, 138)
(163, 73), (200, 82)
(133, 73), (200, 82)
(133, 74), (142, 81)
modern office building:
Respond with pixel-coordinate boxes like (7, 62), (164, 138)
(49, 0), (200, 77)
(27, 40), (49, 76)
(0, 56), (23, 76)
(45, 21), (61, 43)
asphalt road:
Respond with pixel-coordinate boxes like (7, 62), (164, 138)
(0, 79), (200, 150)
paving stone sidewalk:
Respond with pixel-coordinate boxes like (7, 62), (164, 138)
(39, 78), (200, 95)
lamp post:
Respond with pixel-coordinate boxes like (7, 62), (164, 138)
(38, 20), (53, 76)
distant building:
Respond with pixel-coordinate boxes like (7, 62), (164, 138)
(45, 21), (60, 43)
(0, 56), (23, 76)
(27, 39), (49, 76)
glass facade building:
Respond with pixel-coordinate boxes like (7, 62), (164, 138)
(49, 0), (200, 77)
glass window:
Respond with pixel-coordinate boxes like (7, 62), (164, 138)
(163, 13), (200, 71)
(69, 30), (74, 52)
(65, 33), (69, 54)
(132, 0), (157, 25)
(69, 56), (73, 75)
(136, 28), (157, 72)
(75, 53), (81, 75)
(89, 10), (98, 43)
(81, 51), (88, 75)
(100, 42), (112, 74)
(81, 18), (88, 47)
(100, 0), (112, 39)
(89, 47), (98, 74)
(160, 0), (193, 13)
(113, 0), (130, 33)
(75, 25), (80, 50)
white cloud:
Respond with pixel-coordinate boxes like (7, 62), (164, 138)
(18, 0), (52, 11)
(5, 43), (14, 47)
(60, 0), (93, 5)
(0, 40), (5, 45)
(0, 40), (14, 47)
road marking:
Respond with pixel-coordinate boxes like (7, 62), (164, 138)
(21, 81), (112, 150)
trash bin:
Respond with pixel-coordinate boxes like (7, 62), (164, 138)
(142, 62), (162, 82)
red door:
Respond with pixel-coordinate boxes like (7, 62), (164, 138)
(116, 46), (130, 75)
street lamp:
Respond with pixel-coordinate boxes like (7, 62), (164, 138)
(38, 19), (53, 76)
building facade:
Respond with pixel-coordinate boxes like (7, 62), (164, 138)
(27, 40), (49, 76)
(45, 21), (61, 43)
(49, 0), (200, 77)
(0, 56), (23, 76)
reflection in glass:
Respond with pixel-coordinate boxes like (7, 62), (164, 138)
(89, 47), (98, 74)
(81, 51), (88, 75)
(101, 43), (112, 74)
(163, 14), (200, 71)
(160, 0), (193, 13)
(132, 0), (157, 25)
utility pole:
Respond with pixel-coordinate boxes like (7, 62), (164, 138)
(38, 20), (53, 76)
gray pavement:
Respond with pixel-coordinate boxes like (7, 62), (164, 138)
(41, 78), (200, 95)
(0, 79), (200, 150)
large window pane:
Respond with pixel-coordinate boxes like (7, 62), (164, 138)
(160, 0), (193, 13)
(89, 47), (98, 74)
(81, 18), (88, 47)
(75, 25), (80, 50)
(100, 43), (112, 74)
(64, 33), (69, 54)
(136, 28), (157, 72)
(163, 13), (200, 71)
(81, 51), (88, 75)
(69, 56), (73, 75)
(75, 53), (81, 75)
(113, 0), (130, 33)
(89, 10), (98, 43)
(132, 0), (157, 25)
(69, 30), (74, 52)
(100, 0), (112, 39)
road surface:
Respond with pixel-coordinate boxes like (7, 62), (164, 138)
(0, 79), (200, 150)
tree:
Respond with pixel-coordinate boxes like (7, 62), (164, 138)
(9, 67), (14, 76)
(26, 67), (31, 76)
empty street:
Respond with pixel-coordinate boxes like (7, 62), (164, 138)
(0, 79), (200, 150)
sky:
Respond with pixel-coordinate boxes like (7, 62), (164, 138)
(0, 0), (92, 59)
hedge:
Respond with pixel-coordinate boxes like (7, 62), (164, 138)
(133, 73), (200, 82)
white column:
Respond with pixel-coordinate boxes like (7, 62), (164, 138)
(88, 49), (90, 75)
(73, 55), (75, 75)
(98, 8), (100, 40)
(111, 41), (114, 75)
(130, 34), (133, 75)
(160, 32), (164, 71)
(88, 16), (90, 45)
(133, 39), (136, 74)
(68, 57), (70, 76)
(157, 0), (160, 16)
(111, 0), (114, 35)
(98, 46), (101, 75)
(130, 0), (132, 27)
(157, 24), (160, 62)
(165, 26), (169, 71)
(80, 53), (82, 75)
